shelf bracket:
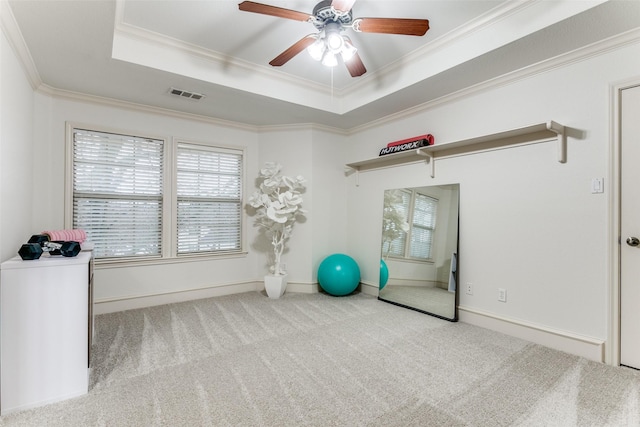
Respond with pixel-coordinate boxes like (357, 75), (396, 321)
(344, 165), (360, 186)
(547, 121), (567, 163)
(417, 148), (435, 178)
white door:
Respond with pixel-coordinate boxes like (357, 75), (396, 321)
(620, 84), (640, 369)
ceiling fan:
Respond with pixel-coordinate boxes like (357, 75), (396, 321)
(238, 0), (430, 77)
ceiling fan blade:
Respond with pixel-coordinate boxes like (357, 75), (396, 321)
(238, 1), (311, 22)
(269, 36), (316, 67)
(331, 0), (357, 13)
(344, 52), (366, 77)
(353, 17), (430, 36)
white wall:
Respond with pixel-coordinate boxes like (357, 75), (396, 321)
(25, 100), (348, 309)
(31, 95), (265, 310)
(346, 41), (640, 357)
(0, 26), (34, 262)
(310, 128), (348, 283)
(256, 127), (348, 290)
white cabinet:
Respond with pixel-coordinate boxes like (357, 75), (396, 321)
(0, 251), (92, 415)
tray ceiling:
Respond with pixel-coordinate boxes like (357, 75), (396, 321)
(6, 0), (640, 129)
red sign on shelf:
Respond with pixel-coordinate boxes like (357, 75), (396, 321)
(379, 134), (434, 156)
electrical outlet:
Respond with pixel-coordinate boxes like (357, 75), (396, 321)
(466, 282), (473, 295)
(498, 288), (507, 302)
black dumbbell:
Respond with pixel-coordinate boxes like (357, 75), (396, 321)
(18, 243), (44, 260)
(18, 235), (82, 260)
(45, 241), (81, 257)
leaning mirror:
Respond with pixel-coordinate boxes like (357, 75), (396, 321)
(378, 184), (459, 321)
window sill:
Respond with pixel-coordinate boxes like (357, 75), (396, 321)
(94, 251), (249, 269)
(384, 256), (434, 265)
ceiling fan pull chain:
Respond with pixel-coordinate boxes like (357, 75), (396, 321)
(331, 67), (334, 101)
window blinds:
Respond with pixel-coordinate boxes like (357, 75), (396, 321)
(72, 129), (164, 258)
(176, 143), (242, 254)
(384, 190), (437, 260)
(410, 193), (437, 259)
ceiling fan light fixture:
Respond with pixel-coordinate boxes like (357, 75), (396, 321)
(321, 51), (338, 67)
(340, 38), (357, 61)
(326, 32), (343, 51)
(307, 34), (326, 61)
(324, 22), (344, 52)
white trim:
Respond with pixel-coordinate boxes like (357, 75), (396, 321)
(459, 306), (605, 362)
(608, 76), (640, 366)
(94, 251), (249, 269)
(113, 17), (334, 98)
(0, 0), (41, 89)
(93, 280), (319, 314)
(360, 281), (379, 297)
(94, 281), (261, 314)
(349, 28), (640, 135)
(42, 85), (347, 136)
(286, 282), (319, 294)
(10, 28), (637, 138)
(257, 123), (348, 136)
(43, 85), (259, 132)
(343, 0), (538, 96)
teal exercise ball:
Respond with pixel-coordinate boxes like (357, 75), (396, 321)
(318, 254), (360, 296)
(379, 259), (389, 290)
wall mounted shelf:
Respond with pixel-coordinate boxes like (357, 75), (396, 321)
(345, 121), (566, 181)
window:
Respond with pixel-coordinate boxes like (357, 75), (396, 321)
(409, 193), (437, 259)
(382, 189), (437, 260)
(70, 127), (243, 261)
(176, 143), (242, 254)
(72, 129), (163, 258)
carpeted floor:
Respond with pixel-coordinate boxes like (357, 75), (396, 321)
(1, 291), (639, 426)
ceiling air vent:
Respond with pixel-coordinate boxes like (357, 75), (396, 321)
(169, 87), (205, 101)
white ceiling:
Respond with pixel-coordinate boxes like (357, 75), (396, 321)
(6, 0), (640, 130)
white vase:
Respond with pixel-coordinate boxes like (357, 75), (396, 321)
(264, 274), (288, 299)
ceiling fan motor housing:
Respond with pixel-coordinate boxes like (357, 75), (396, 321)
(312, 0), (353, 29)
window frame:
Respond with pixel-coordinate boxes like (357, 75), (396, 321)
(384, 189), (438, 263)
(172, 139), (245, 257)
(65, 123), (248, 266)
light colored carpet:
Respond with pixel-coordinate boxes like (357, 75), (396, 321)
(1, 291), (639, 426)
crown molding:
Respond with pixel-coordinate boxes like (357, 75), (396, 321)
(256, 122), (347, 136)
(28, 26), (640, 138)
(0, 0), (41, 90)
(347, 27), (640, 135)
(36, 83), (347, 135)
(115, 22), (341, 98)
(113, 0), (341, 99)
(37, 84), (259, 132)
(343, 0), (535, 96)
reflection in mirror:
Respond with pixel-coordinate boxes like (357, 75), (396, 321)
(378, 184), (459, 321)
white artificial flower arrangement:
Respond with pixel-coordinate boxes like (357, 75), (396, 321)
(248, 162), (306, 276)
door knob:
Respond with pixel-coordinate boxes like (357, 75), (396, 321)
(627, 237), (640, 247)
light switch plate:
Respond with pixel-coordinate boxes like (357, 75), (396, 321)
(591, 178), (604, 194)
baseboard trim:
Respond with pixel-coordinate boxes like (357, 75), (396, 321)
(94, 281), (261, 314)
(458, 305), (605, 362)
(360, 281), (379, 296)
(285, 282), (319, 294)
(94, 280), (320, 314)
